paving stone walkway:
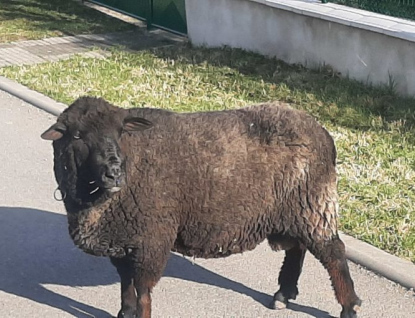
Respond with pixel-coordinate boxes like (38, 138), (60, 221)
(0, 29), (184, 67)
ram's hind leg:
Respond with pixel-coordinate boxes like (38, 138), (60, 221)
(110, 256), (137, 318)
(308, 236), (361, 318)
(268, 235), (306, 310)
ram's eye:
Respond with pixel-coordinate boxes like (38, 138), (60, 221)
(73, 131), (81, 139)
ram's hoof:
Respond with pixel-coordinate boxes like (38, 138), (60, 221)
(271, 299), (288, 310)
(340, 299), (362, 318)
(117, 309), (138, 318)
(270, 291), (288, 310)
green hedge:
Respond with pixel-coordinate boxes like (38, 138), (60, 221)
(325, 0), (415, 21)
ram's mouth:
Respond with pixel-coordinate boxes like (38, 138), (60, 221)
(88, 184), (121, 195)
(104, 177), (124, 193)
(90, 172), (125, 195)
(88, 181), (122, 194)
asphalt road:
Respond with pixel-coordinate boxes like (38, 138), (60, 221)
(0, 90), (414, 318)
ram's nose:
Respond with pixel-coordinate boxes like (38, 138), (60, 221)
(105, 166), (122, 181)
(103, 165), (125, 190)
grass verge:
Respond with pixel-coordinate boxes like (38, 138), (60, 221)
(0, 0), (135, 43)
(1, 44), (414, 262)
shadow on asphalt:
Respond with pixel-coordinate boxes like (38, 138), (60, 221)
(0, 206), (116, 317)
(165, 255), (333, 318)
(0, 207), (331, 318)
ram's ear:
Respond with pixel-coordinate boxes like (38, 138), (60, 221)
(123, 116), (153, 132)
(41, 122), (67, 140)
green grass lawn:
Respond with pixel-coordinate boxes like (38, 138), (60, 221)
(1, 45), (414, 263)
(0, 0), (135, 42)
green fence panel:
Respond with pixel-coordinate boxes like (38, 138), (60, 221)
(91, 0), (187, 34)
(326, 0), (415, 21)
(151, 0), (187, 34)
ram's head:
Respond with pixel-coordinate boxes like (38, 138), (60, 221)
(41, 97), (152, 204)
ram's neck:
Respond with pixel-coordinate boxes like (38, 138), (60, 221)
(66, 193), (127, 257)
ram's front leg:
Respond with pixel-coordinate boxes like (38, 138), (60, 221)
(110, 256), (137, 318)
(133, 277), (155, 318)
(131, 240), (174, 318)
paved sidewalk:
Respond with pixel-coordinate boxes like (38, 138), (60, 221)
(0, 29), (184, 67)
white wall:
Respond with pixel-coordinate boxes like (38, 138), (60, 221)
(185, 0), (415, 96)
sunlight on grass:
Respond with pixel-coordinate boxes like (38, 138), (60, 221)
(0, 44), (414, 262)
(0, 0), (134, 42)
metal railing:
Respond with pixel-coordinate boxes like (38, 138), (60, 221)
(323, 0), (415, 21)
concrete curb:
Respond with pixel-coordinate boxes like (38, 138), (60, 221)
(340, 232), (415, 290)
(0, 76), (66, 116)
(1, 78), (414, 291)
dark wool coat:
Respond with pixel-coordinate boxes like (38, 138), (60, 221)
(55, 100), (338, 266)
